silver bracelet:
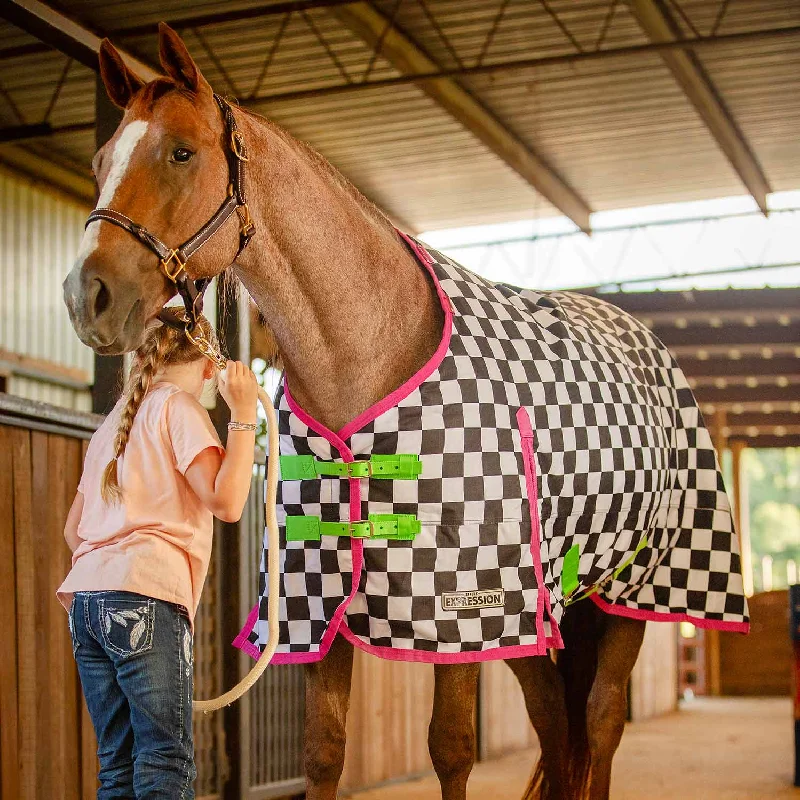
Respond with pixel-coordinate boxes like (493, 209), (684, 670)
(228, 421), (257, 431)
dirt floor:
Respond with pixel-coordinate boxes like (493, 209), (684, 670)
(347, 697), (797, 800)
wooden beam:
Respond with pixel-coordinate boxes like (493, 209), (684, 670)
(0, 0), (158, 77)
(593, 288), (800, 315)
(332, 2), (592, 233)
(677, 356), (800, 380)
(724, 411), (800, 428)
(629, 0), (771, 213)
(653, 321), (800, 348)
(728, 433), (800, 449)
(693, 384), (800, 405)
(730, 440), (754, 596)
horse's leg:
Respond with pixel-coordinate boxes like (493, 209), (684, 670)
(304, 634), (355, 800)
(586, 614), (646, 800)
(505, 655), (569, 800)
(428, 663), (481, 800)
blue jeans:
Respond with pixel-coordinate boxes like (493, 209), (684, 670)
(69, 591), (196, 799)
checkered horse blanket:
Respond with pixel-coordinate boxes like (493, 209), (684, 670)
(235, 234), (749, 664)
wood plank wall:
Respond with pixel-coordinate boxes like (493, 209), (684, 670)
(0, 425), (98, 800)
(0, 421), (223, 800)
(629, 622), (678, 721)
(479, 660), (538, 761)
(340, 651), (435, 790)
(720, 590), (791, 696)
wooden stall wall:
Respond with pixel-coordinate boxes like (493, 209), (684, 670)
(340, 653), (435, 791)
(0, 404), (225, 800)
(719, 590), (790, 696)
(479, 660), (537, 761)
(0, 423), (97, 800)
(629, 621), (678, 721)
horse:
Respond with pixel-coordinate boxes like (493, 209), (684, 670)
(63, 24), (747, 800)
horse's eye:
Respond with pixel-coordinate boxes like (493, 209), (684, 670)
(171, 147), (194, 163)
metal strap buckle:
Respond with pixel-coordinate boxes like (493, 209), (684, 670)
(231, 131), (249, 162)
(161, 249), (187, 282)
(347, 461), (372, 478)
(348, 520), (375, 538)
(236, 203), (255, 238)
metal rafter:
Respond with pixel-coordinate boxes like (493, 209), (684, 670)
(333, 0), (592, 232)
(629, 0), (772, 214)
(475, 0), (511, 68)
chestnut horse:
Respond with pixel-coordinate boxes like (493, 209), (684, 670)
(63, 25), (645, 800)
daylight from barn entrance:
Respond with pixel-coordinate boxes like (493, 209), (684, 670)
(420, 190), (800, 293)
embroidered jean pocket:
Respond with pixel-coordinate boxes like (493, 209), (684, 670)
(98, 598), (155, 658)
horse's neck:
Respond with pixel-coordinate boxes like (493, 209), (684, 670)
(232, 114), (444, 432)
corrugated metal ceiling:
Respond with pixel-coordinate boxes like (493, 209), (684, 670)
(0, 0), (798, 231)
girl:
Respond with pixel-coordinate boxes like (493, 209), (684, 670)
(57, 316), (258, 799)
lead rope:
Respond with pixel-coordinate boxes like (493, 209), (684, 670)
(185, 327), (281, 713)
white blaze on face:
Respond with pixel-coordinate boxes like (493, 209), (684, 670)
(73, 119), (150, 271)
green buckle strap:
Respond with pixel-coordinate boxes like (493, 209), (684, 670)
(562, 534), (649, 606)
(280, 454), (422, 480)
(286, 514), (421, 542)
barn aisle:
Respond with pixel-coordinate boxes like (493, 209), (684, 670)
(346, 698), (796, 800)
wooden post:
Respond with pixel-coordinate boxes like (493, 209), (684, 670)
(91, 76), (124, 414)
(705, 408), (728, 696)
(730, 439), (753, 597)
(790, 585), (800, 786)
(209, 278), (251, 800)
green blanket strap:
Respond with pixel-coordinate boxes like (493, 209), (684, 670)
(286, 513), (421, 542)
(562, 534), (649, 605)
(280, 454), (422, 480)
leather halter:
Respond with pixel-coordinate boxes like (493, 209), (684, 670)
(84, 94), (255, 337)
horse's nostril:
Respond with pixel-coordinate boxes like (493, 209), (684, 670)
(93, 277), (111, 319)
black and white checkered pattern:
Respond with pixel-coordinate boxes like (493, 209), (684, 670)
(241, 240), (748, 660)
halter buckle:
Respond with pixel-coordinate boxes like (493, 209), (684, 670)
(231, 131), (249, 162)
(236, 203), (255, 238)
(161, 249), (187, 283)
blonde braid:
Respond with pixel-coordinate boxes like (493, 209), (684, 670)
(101, 333), (173, 503)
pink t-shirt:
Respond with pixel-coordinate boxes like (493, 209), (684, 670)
(57, 382), (224, 624)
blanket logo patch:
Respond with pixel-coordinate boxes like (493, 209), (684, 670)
(441, 589), (505, 611)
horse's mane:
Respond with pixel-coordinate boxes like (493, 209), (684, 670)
(237, 104), (393, 231)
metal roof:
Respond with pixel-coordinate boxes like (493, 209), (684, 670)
(1, 0), (799, 231)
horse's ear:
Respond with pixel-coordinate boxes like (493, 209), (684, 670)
(158, 23), (211, 95)
(99, 40), (145, 109)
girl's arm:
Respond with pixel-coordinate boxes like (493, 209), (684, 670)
(185, 361), (259, 523)
(64, 492), (84, 552)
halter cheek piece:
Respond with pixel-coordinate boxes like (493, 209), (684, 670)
(84, 94), (254, 369)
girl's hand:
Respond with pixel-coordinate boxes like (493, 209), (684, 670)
(218, 361), (258, 423)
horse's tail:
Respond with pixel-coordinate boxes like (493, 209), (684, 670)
(521, 602), (601, 800)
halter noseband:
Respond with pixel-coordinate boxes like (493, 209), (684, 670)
(84, 94), (255, 356)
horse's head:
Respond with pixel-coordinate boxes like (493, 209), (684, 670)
(64, 24), (242, 354)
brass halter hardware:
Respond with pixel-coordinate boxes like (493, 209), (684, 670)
(84, 94), (256, 344)
(231, 130), (249, 162)
(184, 321), (227, 371)
(160, 249), (187, 282)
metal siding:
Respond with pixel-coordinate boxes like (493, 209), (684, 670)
(0, 165), (93, 409)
